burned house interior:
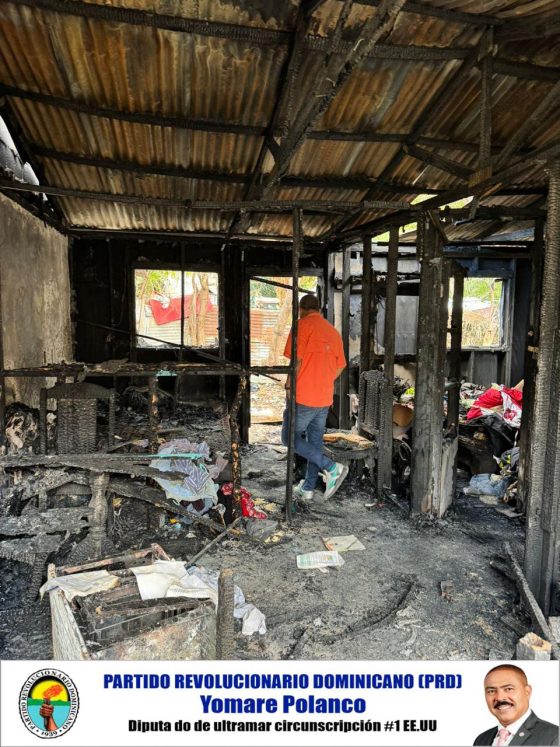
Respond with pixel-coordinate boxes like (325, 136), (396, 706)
(1, 0), (560, 662)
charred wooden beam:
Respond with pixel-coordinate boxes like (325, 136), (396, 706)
(517, 218), (544, 535)
(0, 84), (267, 138)
(1, 360), (293, 378)
(360, 236), (373, 375)
(478, 29), (494, 175)
(357, 0), (502, 27)
(447, 267), (465, 436)
(411, 215), (447, 515)
(10, 0), (290, 45)
(187, 520), (243, 568)
(34, 147), (249, 184)
(0, 262), (5, 444)
(6, 83), (551, 162)
(31, 144), (487, 195)
(228, 2), (319, 236)
(260, 0), (408, 193)
(285, 208), (302, 523)
(148, 375), (159, 452)
(335, 141), (560, 242)
(524, 160), (560, 614)
(504, 542), (560, 660)
(493, 59), (560, 84)
(378, 226), (398, 496)
(229, 376), (247, 523)
(216, 567), (235, 660)
(404, 144), (472, 180)
(0, 178), (413, 212)
(338, 244), (352, 429)
(7, 0), (501, 45)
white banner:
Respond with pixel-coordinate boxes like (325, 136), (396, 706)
(1, 660), (558, 747)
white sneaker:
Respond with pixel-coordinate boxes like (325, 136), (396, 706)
(293, 479), (314, 502)
(322, 462), (349, 499)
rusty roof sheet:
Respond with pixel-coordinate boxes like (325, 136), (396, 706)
(0, 0), (558, 241)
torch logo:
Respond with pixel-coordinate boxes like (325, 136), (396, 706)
(19, 669), (79, 738)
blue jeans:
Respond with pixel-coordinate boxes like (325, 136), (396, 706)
(282, 404), (335, 490)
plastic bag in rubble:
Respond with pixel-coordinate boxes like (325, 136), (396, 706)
(464, 473), (508, 498)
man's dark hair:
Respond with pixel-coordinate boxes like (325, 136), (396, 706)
(299, 294), (320, 311)
(485, 665), (528, 685)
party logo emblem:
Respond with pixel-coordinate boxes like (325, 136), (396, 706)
(19, 669), (79, 738)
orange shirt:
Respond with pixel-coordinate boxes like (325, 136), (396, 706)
(284, 312), (346, 407)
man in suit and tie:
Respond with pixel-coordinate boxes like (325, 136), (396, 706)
(474, 664), (558, 745)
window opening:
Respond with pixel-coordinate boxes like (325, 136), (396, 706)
(448, 277), (504, 349)
(134, 269), (219, 349)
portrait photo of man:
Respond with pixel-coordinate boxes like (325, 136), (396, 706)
(474, 664), (559, 746)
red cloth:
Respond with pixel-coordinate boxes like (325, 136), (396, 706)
(220, 482), (267, 519)
(149, 295), (213, 325)
(467, 386), (523, 420)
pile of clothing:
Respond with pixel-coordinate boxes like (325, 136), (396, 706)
(466, 382), (523, 428)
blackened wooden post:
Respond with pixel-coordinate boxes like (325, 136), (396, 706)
(148, 374), (159, 452)
(360, 235), (373, 376)
(478, 28), (493, 174)
(524, 161), (560, 612)
(240, 249), (250, 443)
(447, 266), (465, 436)
(411, 213), (446, 514)
(229, 375), (247, 523)
(338, 245), (351, 428)
(518, 219), (544, 518)
(370, 266), (378, 369)
(174, 246), (186, 410)
(285, 208), (302, 524)
(0, 264), (5, 445)
(378, 227), (398, 496)
(325, 251), (335, 325)
(218, 245), (227, 401)
(216, 568), (235, 659)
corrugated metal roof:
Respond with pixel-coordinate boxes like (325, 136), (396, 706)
(0, 0), (557, 241)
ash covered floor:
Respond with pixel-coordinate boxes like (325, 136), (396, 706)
(0, 433), (529, 661)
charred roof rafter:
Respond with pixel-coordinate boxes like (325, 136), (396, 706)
(331, 141), (560, 243)
(230, 0), (410, 236)
(0, 176), (413, 213)
(323, 44), (483, 240)
(28, 145), (546, 199)
(5, 83), (547, 152)
(6, 0), (504, 43)
(226, 0), (322, 238)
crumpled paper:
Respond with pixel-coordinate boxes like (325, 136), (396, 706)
(40, 570), (119, 600)
(131, 561), (266, 636)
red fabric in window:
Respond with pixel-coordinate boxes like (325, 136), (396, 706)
(149, 295), (213, 325)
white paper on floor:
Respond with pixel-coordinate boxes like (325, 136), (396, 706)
(131, 561), (266, 636)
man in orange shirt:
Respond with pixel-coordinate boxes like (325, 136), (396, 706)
(282, 294), (348, 500)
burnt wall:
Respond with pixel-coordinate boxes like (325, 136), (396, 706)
(0, 193), (72, 405)
(71, 237), (326, 409)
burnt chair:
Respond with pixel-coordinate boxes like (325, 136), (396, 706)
(323, 369), (387, 480)
(357, 369), (388, 442)
(39, 382), (116, 454)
